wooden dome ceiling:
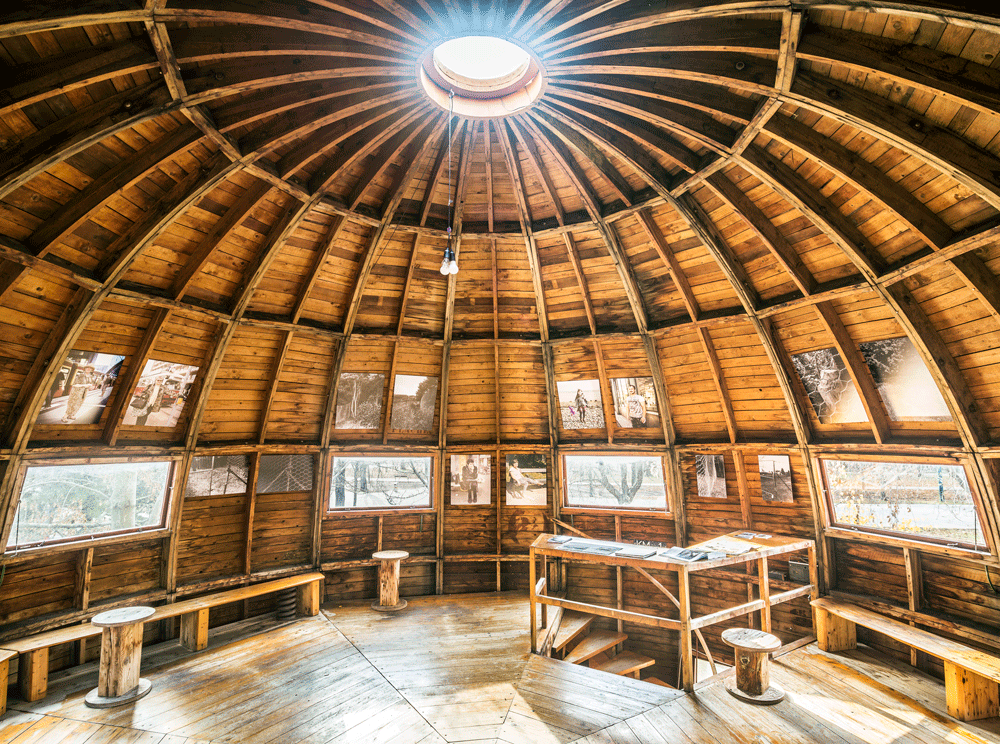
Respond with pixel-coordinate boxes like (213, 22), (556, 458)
(1, 0), (1000, 457)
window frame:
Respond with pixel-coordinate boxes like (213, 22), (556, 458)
(4, 456), (178, 554)
(817, 453), (993, 556)
(325, 451), (437, 515)
(560, 451), (672, 516)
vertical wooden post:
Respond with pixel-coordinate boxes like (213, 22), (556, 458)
(758, 555), (772, 633)
(679, 567), (693, 691)
(529, 543), (538, 653)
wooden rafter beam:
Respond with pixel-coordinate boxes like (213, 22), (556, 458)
(704, 171), (816, 297)
(519, 114), (649, 334)
(814, 301), (891, 444)
(497, 119), (550, 342)
(396, 235), (422, 336)
(774, 10), (802, 93)
(291, 216), (348, 324)
(636, 211), (701, 322)
(508, 117), (565, 226)
(696, 327), (738, 444)
(484, 121), (495, 233)
(950, 253), (1000, 327)
(562, 233), (598, 336)
(418, 118), (461, 228)
(258, 331), (295, 444)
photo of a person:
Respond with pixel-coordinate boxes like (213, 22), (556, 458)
(626, 384), (646, 427)
(122, 360), (199, 428)
(37, 351), (125, 426)
(450, 454), (491, 505)
(574, 389), (587, 423)
(610, 377), (658, 429)
(505, 453), (546, 505)
(556, 380), (605, 430)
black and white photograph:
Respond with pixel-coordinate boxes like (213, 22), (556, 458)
(390, 374), (438, 431)
(505, 453), (546, 506)
(758, 454), (793, 503)
(556, 379), (605, 430)
(610, 377), (659, 429)
(122, 360), (199, 428)
(37, 350), (125, 426)
(450, 454), (491, 505)
(696, 454), (727, 499)
(859, 337), (951, 421)
(791, 347), (867, 424)
(335, 372), (385, 429)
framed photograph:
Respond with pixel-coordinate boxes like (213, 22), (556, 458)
(505, 453), (546, 506)
(335, 372), (385, 429)
(451, 454), (491, 505)
(122, 360), (199, 428)
(556, 379), (605, 430)
(696, 454), (726, 499)
(38, 350), (125, 426)
(859, 337), (950, 421)
(610, 377), (658, 429)
(791, 348), (866, 424)
(390, 374), (438, 431)
(758, 454), (792, 503)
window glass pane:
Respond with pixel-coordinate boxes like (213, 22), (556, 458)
(824, 459), (986, 549)
(791, 348), (866, 423)
(258, 455), (314, 494)
(7, 461), (171, 549)
(565, 456), (666, 510)
(185, 455), (249, 497)
(329, 456), (432, 509)
(859, 337), (951, 421)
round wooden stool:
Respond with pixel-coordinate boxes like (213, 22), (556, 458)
(372, 550), (409, 612)
(721, 627), (784, 705)
(85, 606), (155, 708)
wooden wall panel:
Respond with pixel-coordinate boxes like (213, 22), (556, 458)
(681, 451), (744, 544)
(537, 234), (587, 337)
(321, 514), (379, 562)
(921, 554), (1000, 630)
(265, 333), (336, 442)
(452, 239), (496, 338)
(552, 341), (606, 442)
(447, 344), (496, 444)
(615, 213), (690, 327)
(444, 453), (497, 556)
(442, 560), (495, 594)
(0, 554), (76, 627)
(387, 343), (441, 443)
(354, 232), (413, 333)
(248, 215), (326, 318)
(296, 220), (372, 329)
(498, 344), (548, 443)
(598, 338), (665, 443)
(572, 227), (638, 333)
(330, 337), (392, 443)
(382, 512), (436, 557)
(250, 490), (312, 571)
(89, 540), (162, 603)
(399, 235), (448, 338)
(657, 331), (728, 442)
(495, 240), (540, 336)
(175, 493), (248, 585)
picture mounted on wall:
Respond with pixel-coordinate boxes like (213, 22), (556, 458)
(758, 454), (793, 503)
(859, 337), (951, 421)
(556, 379), (605, 430)
(451, 454), (491, 505)
(505, 453), (546, 506)
(696, 454), (727, 499)
(390, 374), (438, 431)
(122, 360), (199, 428)
(335, 372), (385, 429)
(610, 377), (658, 429)
(791, 348), (866, 424)
(37, 350), (125, 426)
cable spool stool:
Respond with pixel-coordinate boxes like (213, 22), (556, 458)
(372, 550), (408, 612)
(85, 606), (155, 708)
(721, 627), (784, 705)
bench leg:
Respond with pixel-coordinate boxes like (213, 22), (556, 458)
(180, 609), (209, 652)
(19, 648), (48, 702)
(814, 608), (856, 653)
(297, 579), (321, 616)
(0, 657), (7, 715)
(945, 662), (1000, 721)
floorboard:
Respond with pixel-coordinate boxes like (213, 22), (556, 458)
(2, 592), (999, 743)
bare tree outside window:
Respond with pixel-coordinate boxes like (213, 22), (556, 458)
(329, 456), (432, 509)
(564, 455), (666, 510)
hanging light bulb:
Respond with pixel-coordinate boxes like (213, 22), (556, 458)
(440, 249), (450, 276)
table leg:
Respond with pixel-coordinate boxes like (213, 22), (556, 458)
(758, 556), (771, 633)
(529, 548), (537, 654)
(679, 567), (693, 692)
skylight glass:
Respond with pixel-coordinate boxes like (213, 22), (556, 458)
(433, 36), (530, 87)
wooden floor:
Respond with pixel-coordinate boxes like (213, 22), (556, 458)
(3, 592), (1000, 743)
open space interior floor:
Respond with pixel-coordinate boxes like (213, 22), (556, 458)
(3, 592), (1000, 744)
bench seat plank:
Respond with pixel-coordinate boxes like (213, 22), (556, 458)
(812, 596), (1000, 721)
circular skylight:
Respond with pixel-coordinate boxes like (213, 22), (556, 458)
(433, 36), (531, 92)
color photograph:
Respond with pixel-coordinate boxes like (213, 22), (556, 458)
(451, 454), (491, 505)
(556, 379), (605, 430)
(122, 360), (199, 428)
(610, 377), (658, 429)
(505, 453), (546, 506)
(37, 350), (125, 426)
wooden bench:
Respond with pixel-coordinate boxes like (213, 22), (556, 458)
(0, 648), (17, 716)
(812, 597), (1000, 721)
(2, 571), (324, 704)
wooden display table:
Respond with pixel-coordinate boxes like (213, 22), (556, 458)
(85, 606), (155, 708)
(722, 627), (784, 705)
(372, 550), (408, 612)
(529, 531), (817, 691)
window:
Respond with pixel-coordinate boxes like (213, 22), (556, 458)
(6, 460), (172, 550)
(185, 455), (249, 497)
(821, 458), (987, 550)
(258, 455), (314, 494)
(329, 456), (432, 510)
(564, 455), (667, 511)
